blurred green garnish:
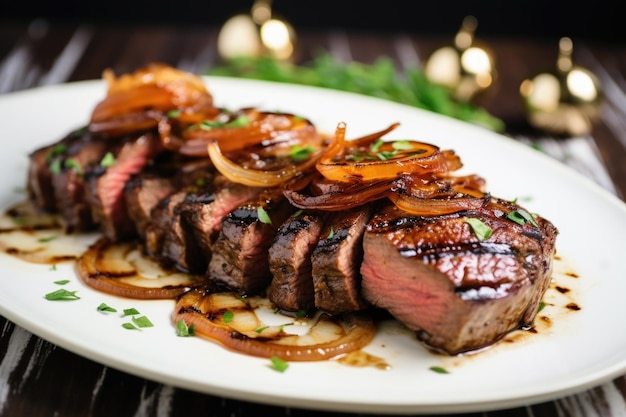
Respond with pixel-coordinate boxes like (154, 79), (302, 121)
(208, 53), (504, 132)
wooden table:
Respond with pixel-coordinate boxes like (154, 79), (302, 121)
(0, 18), (625, 417)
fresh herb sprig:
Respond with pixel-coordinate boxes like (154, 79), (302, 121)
(208, 54), (504, 132)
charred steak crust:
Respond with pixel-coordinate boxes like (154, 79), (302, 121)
(360, 200), (558, 355)
(208, 189), (294, 295)
(311, 204), (373, 314)
(268, 209), (330, 313)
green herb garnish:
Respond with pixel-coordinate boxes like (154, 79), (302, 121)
(38, 235), (57, 243)
(97, 303), (117, 313)
(46, 143), (67, 160)
(53, 279), (70, 285)
(289, 144), (314, 162)
(429, 366), (449, 374)
(45, 288), (80, 301)
(100, 152), (116, 167)
(200, 114), (249, 129)
(64, 158), (83, 175)
(122, 308), (141, 317)
(255, 325), (269, 334)
(257, 206), (272, 224)
(176, 319), (195, 336)
(465, 218), (492, 241)
(268, 356), (289, 372)
(132, 316), (154, 328)
(507, 209), (539, 227)
(223, 310), (234, 323)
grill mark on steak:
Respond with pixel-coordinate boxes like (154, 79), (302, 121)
(267, 209), (330, 313)
(311, 204), (373, 314)
(208, 189), (294, 295)
(176, 176), (262, 274)
(360, 200), (558, 355)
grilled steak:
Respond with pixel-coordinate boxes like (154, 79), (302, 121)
(311, 204), (373, 314)
(360, 199), (558, 355)
(268, 209), (330, 313)
(208, 189), (294, 295)
(33, 128), (110, 233)
(126, 157), (215, 239)
(175, 176), (261, 274)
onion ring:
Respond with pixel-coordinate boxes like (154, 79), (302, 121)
(76, 237), (203, 299)
(172, 286), (376, 361)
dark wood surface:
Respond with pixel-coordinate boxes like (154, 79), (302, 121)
(0, 18), (625, 417)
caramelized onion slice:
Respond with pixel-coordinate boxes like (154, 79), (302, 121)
(89, 63), (219, 136)
(0, 201), (97, 264)
(316, 122), (451, 182)
(173, 286), (376, 361)
(282, 172), (394, 210)
(388, 192), (489, 215)
(207, 141), (323, 187)
(76, 237), (204, 299)
(179, 110), (323, 155)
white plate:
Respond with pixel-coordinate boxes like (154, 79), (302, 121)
(1, 77), (626, 414)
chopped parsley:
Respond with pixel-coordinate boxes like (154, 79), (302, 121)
(429, 366), (449, 374)
(289, 144), (314, 162)
(132, 315), (154, 328)
(257, 206), (272, 224)
(223, 310), (234, 323)
(122, 307), (141, 317)
(64, 158), (83, 175)
(176, 319), (195, 337)
(97, 303), (117, 313)
(507, 209), (539, 227)
(45, 288), (80, 301)
(269, 356), (289, 372)
(465, 218), (492, 241)
(200, 114), (249, 129)
(53, 279), (70, 285)
(100, 152), (116, 167)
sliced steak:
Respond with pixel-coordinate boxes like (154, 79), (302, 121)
(26, 143), (63, 213)
(208, 190), (294, 295)
(143, 164), (219, 273)
(267, 209), (329, 313)
(84, 132), (164, 241)
(47, 129), (110, 233)
(177, 176), (262, 272)
(124, 156), (213, 238)
(311, 204), (372, 314)
(360, 199), (559, 355)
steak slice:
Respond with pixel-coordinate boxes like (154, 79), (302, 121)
(84, 132), (164, 241)
(143, 164), (219, 273)
(124, 156), (213, 238)
(208, 189), (294, 295)
(179, 176), (262, 271)
(360, 199), (558, 355)
(311, 204), (372, 314)
(267, 209), (329, 313)
(48, 129), (110, 233)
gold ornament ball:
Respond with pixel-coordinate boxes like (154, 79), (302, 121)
(520, 37), (603, 136)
